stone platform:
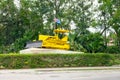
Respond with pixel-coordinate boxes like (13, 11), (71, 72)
(19, 48), (83, 54)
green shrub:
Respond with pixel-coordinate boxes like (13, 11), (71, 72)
(79, 33), (105, 53)
(105, 46), (120, 54)
(112, 54), (120, 65)
(0, 53), (116, 69)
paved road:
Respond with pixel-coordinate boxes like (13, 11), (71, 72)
(0, 67), (120, 80)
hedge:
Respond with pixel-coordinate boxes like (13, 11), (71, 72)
(0, 53), (117, 69)
(113, 54), (120, 65)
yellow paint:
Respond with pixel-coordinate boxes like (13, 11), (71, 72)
(38, 29), (70, 50)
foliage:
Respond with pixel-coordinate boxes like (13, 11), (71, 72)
(105, 46), (120, 54)
(0, 0), (120, 53)
(0, 53), (115, 69)
(0, 0), (46, 53)
(98, 0), (120, 47)
(79, 33), (105, 53)
(68, 31), (86, 52)
(113, 54), (120, 65)
(0, 0), (94, 53)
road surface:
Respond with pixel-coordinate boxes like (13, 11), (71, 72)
(0, 67), (120, 80)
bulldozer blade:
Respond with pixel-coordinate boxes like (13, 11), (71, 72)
(25, 41), (42, 48)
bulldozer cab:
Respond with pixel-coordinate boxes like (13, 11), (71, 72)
(54, 29), (69, 41)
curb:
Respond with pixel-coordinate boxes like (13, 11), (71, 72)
(34, 67), (120, 71)
(0, 67), (120, 74)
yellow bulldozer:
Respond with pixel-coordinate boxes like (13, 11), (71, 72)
(25, 19), (70, 50)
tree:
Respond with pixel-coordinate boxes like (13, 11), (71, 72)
(98, 0), (120, 47)
(0, 0), (24, 45)
(0, 0), (24, 53)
